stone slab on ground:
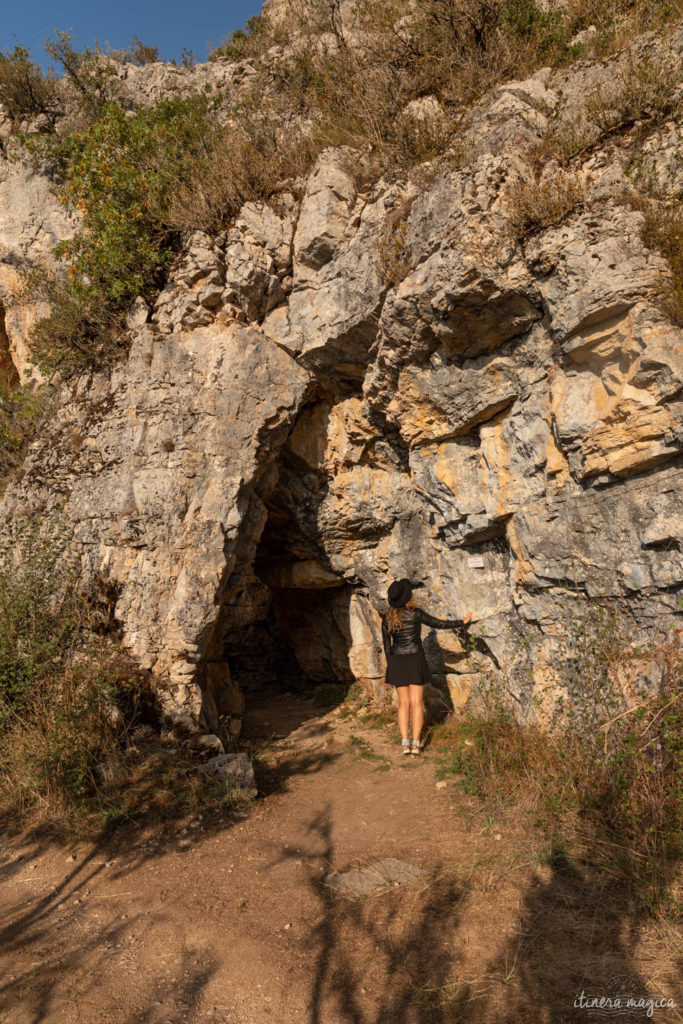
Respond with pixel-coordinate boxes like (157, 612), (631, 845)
(324, 858), (429, 899)
(197, 752), (257, 796)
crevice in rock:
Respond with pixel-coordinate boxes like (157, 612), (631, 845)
(460, 517), (513, 547)
(0, 302), (19, 389)
(583, 451), (683, 491)
(641, 537), (680, 552)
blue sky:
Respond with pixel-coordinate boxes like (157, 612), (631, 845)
(1, 0), (263, 68)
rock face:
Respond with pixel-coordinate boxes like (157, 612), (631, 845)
(0, 156), (76, 383)
(2, 320), (311, 729)
(1, 28), (681, 731)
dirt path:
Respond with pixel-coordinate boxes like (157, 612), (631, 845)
(1, 692), (680, 1024)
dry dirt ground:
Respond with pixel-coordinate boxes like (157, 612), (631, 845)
(1, 691), (680, 1024)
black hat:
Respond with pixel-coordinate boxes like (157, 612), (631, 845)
(387, 578), (416, 608)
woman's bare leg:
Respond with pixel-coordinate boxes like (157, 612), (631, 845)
(409, 685), (424, 744)
(397, 686), (410, 740)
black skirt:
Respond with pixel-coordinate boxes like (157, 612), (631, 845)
(385, 650), (433, 687)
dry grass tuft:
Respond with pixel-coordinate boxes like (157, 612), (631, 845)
(375, 211), (413, 287)
(430, 604), (682, 913)
(0, 518), (248, 837)
(639, 199), (683, 326)
(505, 168), (586, 239)
(0, 378), (53, 494)
(534, 50), (681, 166)
(161, 109), (315, 234)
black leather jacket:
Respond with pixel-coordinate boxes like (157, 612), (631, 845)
(381, 605), (468, 657)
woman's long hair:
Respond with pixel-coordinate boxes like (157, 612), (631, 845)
(385, 594), (418, 633)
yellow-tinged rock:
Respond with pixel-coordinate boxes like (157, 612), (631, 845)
(446, 673), (475, 709)
(262, 559), (345, 589)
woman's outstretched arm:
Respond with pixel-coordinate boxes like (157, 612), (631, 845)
(418, 608), (472, 631)
(381, 616), (391, 657)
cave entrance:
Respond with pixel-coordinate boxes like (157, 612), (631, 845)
(198, 558), (358, 741)
(262, 582), (356, 692)
(223, 484), (359, 744)
(238, 578), (358, 746)
(201, 392), (386, 742)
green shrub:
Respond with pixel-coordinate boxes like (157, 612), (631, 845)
(0, 44), (61, 124)
(0, 518), (254, 834)
(503, 0), (563, 41)
(24, 80), (316, 374)
(21, 267), (127, 377)
(28, 97), (234, 373)
(53, 98), (216, 302)
(0, 515), (83, 730)
(0, 516), (118, 825)
(43, 30), (117, 116)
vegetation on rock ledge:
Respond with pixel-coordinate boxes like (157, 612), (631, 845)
(0, 0), (678, 376)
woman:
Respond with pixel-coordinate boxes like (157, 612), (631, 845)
(381, 578), (472, 756)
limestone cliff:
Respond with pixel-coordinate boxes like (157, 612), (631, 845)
(1, 22), (681, 733)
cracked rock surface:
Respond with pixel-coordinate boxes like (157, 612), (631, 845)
(1, 27), (681, 730)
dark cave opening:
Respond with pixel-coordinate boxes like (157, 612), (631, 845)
(202, 473), (358, 740)
(207, 583), (357, 757)
(200, 387), (389, 738)
(242, 405), (358, 703)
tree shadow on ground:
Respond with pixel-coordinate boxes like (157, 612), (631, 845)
(0, 906), (218, 1024)
(0, 722), (339, 1023)
(1, 692), (678, 1024)
(268, 801), (474, 1024)
(282, 806), (680, 1024)
(0, 833), (225, 1023)
(477, 852), (682, 1024)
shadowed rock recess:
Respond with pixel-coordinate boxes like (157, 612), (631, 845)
(1, 26), (681, 735)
